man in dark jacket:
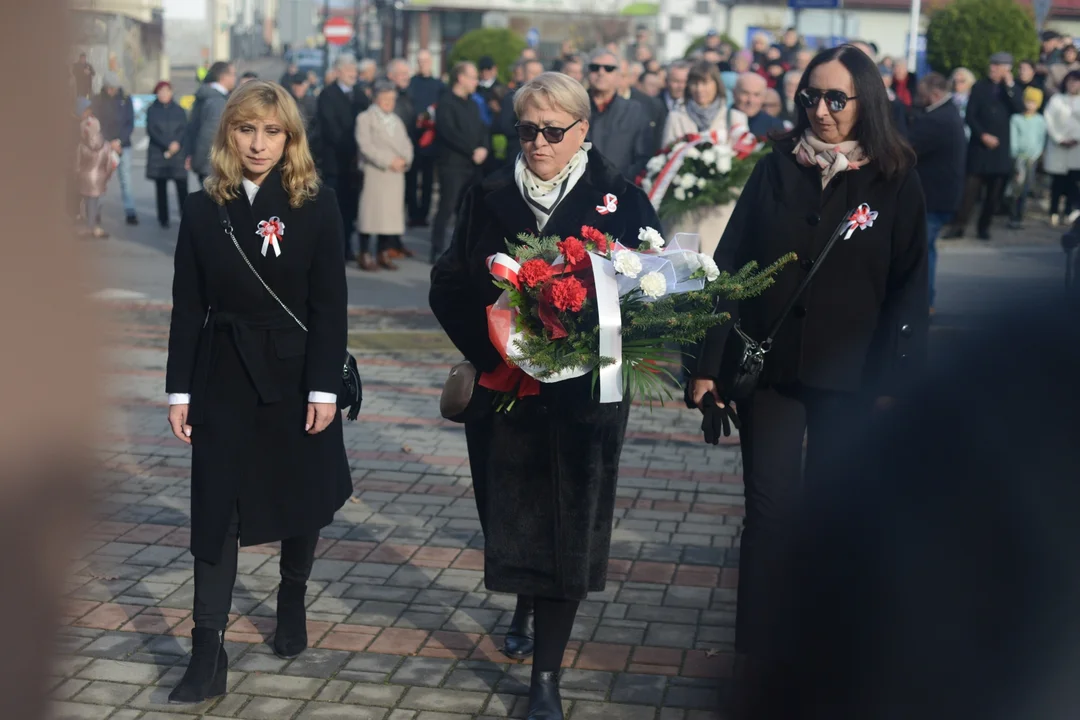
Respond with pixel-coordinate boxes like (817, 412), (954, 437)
(287, 73), (321, 166)
(499, 59), (544, 164)
(476, 56), (504, 106)
(317, 54), (370, 260)
(72, 53), (95, 99)
(92, 73), (137, 224)
(430, 61), (488, 263)
(735, 72), (787, 139)
(586, 50), (654, 181)
(185, 61), (236, 184)
(909, 72), (967, 312)
(407, 49), (444, 227)
(946, 52), (1024, 240)
(621, 60), (666, 153)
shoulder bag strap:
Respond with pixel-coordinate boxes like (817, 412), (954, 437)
(216, 203), (309, 333)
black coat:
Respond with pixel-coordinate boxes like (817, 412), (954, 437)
(145, 100), (188, 181)
(588, 95), (654, 182)
(436, 89), (489, 171)
(498, 90), (521, 163)
(408, 75), (445, 157)
(909, 99), (967, 215)
(965, 78), (1024, 175)
(429, 148), (660, 599)
(166, 169), (351, 562)
(629, 88), (667, 152)
(697, 141), (929, 396)
(317, 82), (370, 181)
(92, 90), (135, 147)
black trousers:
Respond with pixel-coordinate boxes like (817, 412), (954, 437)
(327, 172), (361, 259)
(952, 173), (1008, 236)
(155, 177), (189, 226)
(431, 165), (476, 258)
(1049, 171), (1080, 216)
(359, 234), (400, 255)
(406, 154), (435, 223)
(192, 506), (319, 631)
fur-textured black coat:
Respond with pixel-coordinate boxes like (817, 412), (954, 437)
(430, 148), (660, 599)
(166, 169), (352, 562)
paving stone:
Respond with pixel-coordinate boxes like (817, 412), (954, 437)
(283, 649), (352, 678)
(235, 674), (325, 699)
(51, 703), (116, 720)
(443, 668), (503, 693)
(78, 632), (149, 659)
(72, 679), (142, 705)
(237, 697), (305, 719)
(296, 703), (387, 720)
(210, 692), (251, 717)
(644, 623), (698, 648)
(77, 658), (168, 684)
(390, 656), (455, 686)
(399, 687), (489, 714)
(342, 682), (407, 707)
(611, 673), (667, 705)
(315, 679), (353, 702)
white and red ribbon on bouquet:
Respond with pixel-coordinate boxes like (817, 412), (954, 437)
(646, 125), (752, 212)
(257, 216), (285, 257)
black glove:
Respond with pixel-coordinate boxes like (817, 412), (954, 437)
(700, 393), (740, 445)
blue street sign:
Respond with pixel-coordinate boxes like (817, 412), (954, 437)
(788, 0), (840, 8)
(526, 28), (540, 48)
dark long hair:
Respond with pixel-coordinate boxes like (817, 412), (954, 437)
(777, 45), (915, 179)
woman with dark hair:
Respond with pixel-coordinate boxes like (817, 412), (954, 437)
(688, 44), (929, 716)
(662, 60), (748, 146)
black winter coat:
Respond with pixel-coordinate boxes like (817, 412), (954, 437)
(430, 148), (660, 599)
(166, 169), (352, 562)
(697, 141), (929, 396)
(145, 100), (188, 181)
(317, 83), (370, 181)
(436, 89), (489, 172)
(965, 78), (1024, 175)
(909, 99), (967, 215)
(93, 90), (135, 148)
(588, 95), (654, 182)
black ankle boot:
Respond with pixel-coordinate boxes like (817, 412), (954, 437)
(502, 595), (535, 660)
(527, 670), (563, 719)
(273, 582), (308, 659)
(169, 628), (227, 704)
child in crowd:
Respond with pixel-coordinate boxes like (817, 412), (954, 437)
(75, 97), (115, 239)
(1009, 87), (1049, 229)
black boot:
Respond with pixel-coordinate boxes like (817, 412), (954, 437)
(527, 670), (563, 719)
(502, 595), (535, 660)
(273, 582), (308, 659)
(168, 628), (227, 704)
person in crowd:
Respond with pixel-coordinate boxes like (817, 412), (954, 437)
(551, 39), (578, 73)
(950, 67), (975, 140)
(477, 56), (503, 106)
(75, 98), (114, 239)
(430, 71), (660, 720)
(945, 52), (1023, 240)
(764, 59), (788, 90)
(750, 32), (771, 71)
(638, 70), (664, 99)
(690, 45), (927, 717)
(521, 47), (539, 63)
(1043, 70), (1080, 227)
(663, 60), (747, 146)
(764, 88), (785, 120)
(1041, 30), (1065, 65)
(893, 58), (912, 106)
(186, 61), (237, 185)
(509, 61), (527, 91)
(731, 50), (752, 75)
(621, 59), (666, 148)
(430, 61), (488, 264)
(358, 58), (378, 98)
(1007, 87), (1047, 230)
(561, 55), (585, 84)
(735, 72), (786, 138)
(1048, 42), (1080, 95)
(406, 49), (444, 227)
(909, 72), (967, 314)
(1016, 59), (1045, 101)
(92, 72), (136, 225)
(286, 73), (322, 171)
(145, 81), (189, 230)
(279, 61), (299, 87)
(663, 60), (690, 114)
(317, 54), (370, 260)
(703, 29), (723, 54)
(586, 49), (654, 181)
(72, 52), (95, 99)
(239, 71), (258, 86)
(628, 24), (652, 61)
(164, 81), (350, 705)
(850, 40), (877, 62)
(779, 28), (802, 65)
(703, 47), (725, 72)
(355, 79), (414, 271)
(780, 70), (803, 125)
(793, 49), (814, 72)
(879, 65), (911, 136)
(306, 69), (321, 93)
(499, 59), (545, 168)
(196, 60), (210, 83)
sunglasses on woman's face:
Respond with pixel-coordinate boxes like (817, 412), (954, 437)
(515, 119), (581, 144)
(797, 88), (857, 112)
(589, 63), (618, 74)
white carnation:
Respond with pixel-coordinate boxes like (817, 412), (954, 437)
(717, 152), (733, 173)
(612, 250), (643, 278)
(681, 173), (699, 189)
(697, 177), (707, 189)
(697, 253), (720, 281)
(646, 154), (666, 172)
(701, 149), (717, 165)
(638, 226), (666, 250)
(639, 271), (668, 299)
(673, 187), (686, 201)
(642, 178), (653, 192)
(685, 147), (701, 160)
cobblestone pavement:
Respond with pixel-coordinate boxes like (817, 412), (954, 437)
(55, 302), (743, 720)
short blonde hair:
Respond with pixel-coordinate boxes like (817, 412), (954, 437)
(205, 81), (319, 209)
(514, 71), (591, 123)
(950, 67), (975, 90)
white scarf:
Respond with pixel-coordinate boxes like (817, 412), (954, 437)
(792, 130), (866, 189)
(514, 143), (590, 231)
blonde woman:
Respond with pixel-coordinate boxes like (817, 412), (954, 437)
(165, 81), (350, 704)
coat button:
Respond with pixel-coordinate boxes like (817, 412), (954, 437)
(793, 305), (807, 319)
(806, 213), (821, 226)
(900, 323), (913, 337)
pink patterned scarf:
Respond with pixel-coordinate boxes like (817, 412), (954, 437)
(793, 130), (866, 188)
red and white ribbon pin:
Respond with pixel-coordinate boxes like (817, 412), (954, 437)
(257, 217), (285, 257)
(596, 193), (618, 215)
(844, 204), (878, 239)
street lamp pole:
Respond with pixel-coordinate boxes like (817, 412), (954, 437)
(906, 0), (921, 72)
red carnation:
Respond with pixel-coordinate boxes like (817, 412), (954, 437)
(557, 237), (588, 269)
(550, 276), (587, 312)
(518, 258), (554, 288)
(580, 225), (609, 253)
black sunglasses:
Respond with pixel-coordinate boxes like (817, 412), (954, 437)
(589, 63), (618, 74)
(515, 119), (581, 144)
(797, 88), (858, 112)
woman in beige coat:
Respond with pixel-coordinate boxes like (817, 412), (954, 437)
(355, 79), (414, 271)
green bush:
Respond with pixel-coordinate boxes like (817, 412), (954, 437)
(926, 0), (1040, 78)
(683, 33), (741, 59)
(447, 28), (527, 85)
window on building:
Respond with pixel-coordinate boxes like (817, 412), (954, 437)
(695, 0), (710, 14)
(669, 16), (685, 32)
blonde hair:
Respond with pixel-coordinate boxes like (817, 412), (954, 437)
(205, 81), (319, 209)
(514, 71), (591, 123)
(950, 67), (976, 90)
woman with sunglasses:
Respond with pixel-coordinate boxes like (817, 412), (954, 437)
(430, 72), (659, 720)
(688, 45), (928, 716)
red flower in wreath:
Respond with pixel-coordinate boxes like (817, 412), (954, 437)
(580, 225), (609, 253)
(557, 236), (588, 269)
(518, 258), (555, 288)
(551, 276), (587, 312)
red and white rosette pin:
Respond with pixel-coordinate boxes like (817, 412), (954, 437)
(257, 216), (285, 257)
(486, 253), (522, 290)
(596, 193), (618, 215)
(844, 203), (879, 240)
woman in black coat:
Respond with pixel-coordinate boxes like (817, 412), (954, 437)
(689, 45), (928, 715)
(165, 81), (351, 704)
(430, 72), (659, 719)
(146, 81), (189, 228)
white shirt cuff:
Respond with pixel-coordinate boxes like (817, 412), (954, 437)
(168, 393), (191, 405)
(308, 391), (337, 404)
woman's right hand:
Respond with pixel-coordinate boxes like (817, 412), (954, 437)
(690, 378), (724, 410)
(168, 404), (192, 444)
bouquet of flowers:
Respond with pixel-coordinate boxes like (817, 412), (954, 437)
(637, 128), (766, 221)
(479, 225), (794, 409)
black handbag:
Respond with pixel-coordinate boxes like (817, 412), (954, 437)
(439, 360), (494, 424)
(719, 207), (861, 402)
(217, 204), (363, 420)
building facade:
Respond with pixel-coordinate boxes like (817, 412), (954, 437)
(71, 0), (166, 94)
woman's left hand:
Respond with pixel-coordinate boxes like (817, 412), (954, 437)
(305, 402), (338, 434)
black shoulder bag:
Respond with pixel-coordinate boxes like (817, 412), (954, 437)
(217, 204), (363, 420)
(719, 207), (861, 402)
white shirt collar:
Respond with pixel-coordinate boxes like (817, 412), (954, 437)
(338, 81), (354, 95)
(211, 82), (228, 96)
(242, 178), (260, 205)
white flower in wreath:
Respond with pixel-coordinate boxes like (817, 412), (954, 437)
(697, 253), (720, 282)
(701, 148), (717, 165)
(613, 250), (643, 278)
(717, 152), (733, 174)
(685, 147), (702, 160)
(642, 177), (653, 193)
(697, 177), (707, 189)
(639, 271), (668, 299)
(638, 226), (666, 250)
(646, 154), (666, 173)
(673, 141), (687, 153)
(680, 173), (698, 189)
(673, 186), (687, 201)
